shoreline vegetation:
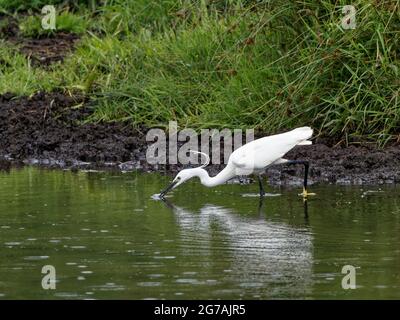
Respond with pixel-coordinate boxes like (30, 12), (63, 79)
(1, 91), (400, 186)
(1, 0), (399, 143)
(0, 1), (399, 184)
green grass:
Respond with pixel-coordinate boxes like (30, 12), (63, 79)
(18, 10), (89, 37)
(0, 0), (399, 145)
(0, 43), (58, 94)
(0, 0), (95, 12)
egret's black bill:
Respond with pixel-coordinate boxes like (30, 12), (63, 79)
(159, 180), (178, 198)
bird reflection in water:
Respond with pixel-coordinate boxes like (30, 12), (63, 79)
(160, 197), (313, 298)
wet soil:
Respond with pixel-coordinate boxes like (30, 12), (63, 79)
(0, 92), (146, 167)
(0, 15), (79, 66)
(1, 92), (400, 185)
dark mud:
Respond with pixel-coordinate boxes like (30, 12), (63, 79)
(1, 92), (400, 185)
(0, 92), (146, 168)
(0, 15), (79, 66)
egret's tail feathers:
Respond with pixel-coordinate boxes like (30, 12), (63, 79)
(292, 126), (313, 142)
(297, 140), (312, 145)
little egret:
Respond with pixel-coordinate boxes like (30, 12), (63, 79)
(159, 127), (314, 198)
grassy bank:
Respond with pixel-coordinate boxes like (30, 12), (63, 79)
(0, 0), (399, 145)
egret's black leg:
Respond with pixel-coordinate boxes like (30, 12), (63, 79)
(258, 196), (266, 217)
(303, 199), (309, 221)
(285, 160), (310, 197)
(258, 174), (265, 197)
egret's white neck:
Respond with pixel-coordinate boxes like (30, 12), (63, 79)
(193, 165), (235, 187)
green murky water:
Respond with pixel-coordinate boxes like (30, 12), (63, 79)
(0, 167), (400, 299)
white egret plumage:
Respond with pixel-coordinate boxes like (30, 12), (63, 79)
(159, 127), (314, 198)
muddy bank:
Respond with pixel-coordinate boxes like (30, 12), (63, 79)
(0, 92), (146, 167)
(1, 92), (400, 185)
(0, 15), (79, 67)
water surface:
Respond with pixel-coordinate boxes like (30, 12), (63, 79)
(0, 167), (400, 299)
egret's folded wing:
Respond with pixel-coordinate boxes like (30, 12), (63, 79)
(230, 152), (247, 168)
(230, 140), (285, 170)
(230, 127), (313, 170)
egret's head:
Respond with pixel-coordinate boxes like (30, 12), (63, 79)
(159, 151), (209, 198)
(159, 168), (199, 198)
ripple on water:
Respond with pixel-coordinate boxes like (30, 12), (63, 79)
(148, 274), (164, 278)
(206, 280), (218, 284)
(5, 242), (22, 246)
(90, 283), (125, 292)
(137, 282), (162, 287)
(176, 278), (204, 285)
(23, 256), (49, 261)
(182, 272), (197, 276)
(381, 257), (394, 261)
(54, 292), (80, 298)
(241, 193), (281, 197)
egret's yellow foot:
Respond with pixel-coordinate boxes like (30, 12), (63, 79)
(298, 187), (316, 198)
